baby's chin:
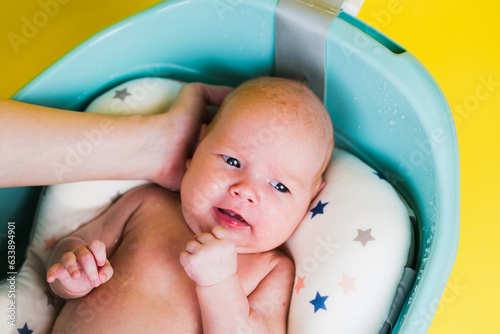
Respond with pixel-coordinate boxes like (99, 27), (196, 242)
(233, 237), (287, 254)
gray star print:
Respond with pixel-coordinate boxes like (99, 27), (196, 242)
(113, 88), (131, 101)
(353, 228), (376, 247)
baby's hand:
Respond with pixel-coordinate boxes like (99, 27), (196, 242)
(47, 240), (113, 295)
(180, 226), (237, 287)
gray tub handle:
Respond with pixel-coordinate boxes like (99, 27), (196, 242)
(275, 0), (360, 99)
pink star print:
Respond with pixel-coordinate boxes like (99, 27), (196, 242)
(43, 236), (58, 251)
(337, 273), (358, 295)
(295, 276), (306, 295)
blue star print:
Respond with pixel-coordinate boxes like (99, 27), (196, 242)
(310, 200), (328, 219)
(309, 291), (329, 313)
(17, 323), (33, 334)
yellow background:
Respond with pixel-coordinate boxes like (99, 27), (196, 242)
(0, 0), (498, 332)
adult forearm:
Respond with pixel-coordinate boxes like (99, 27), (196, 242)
(0, 99), (154, 187)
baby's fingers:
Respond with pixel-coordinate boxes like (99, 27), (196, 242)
(47, 263), (72, 283)
(74, 247), (100, 287)
(211, 226), (232, 240)
(87, 240), (107, 267)
(61, 251), (80, 279)
(97, 260), (113, 284)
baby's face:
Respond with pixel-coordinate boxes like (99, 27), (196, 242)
(181, 82), (329, 253)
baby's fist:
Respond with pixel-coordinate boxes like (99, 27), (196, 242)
(47, 240), (113, 296)
(180, 226), (237, 287)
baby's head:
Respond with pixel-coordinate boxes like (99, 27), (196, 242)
(181, 77), (334, 253)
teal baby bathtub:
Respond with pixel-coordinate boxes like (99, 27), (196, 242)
(0, 0), (459, 332)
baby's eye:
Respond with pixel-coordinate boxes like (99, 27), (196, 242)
(270, 181), (289, 193)
(222, 155), (240, 168)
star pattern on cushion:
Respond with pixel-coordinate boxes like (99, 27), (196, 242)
(43, 236), (58, 251)
(309, 291), (328, 313)
(353, 228), (376, 247)
(295, 276), (306, 295)
(310, 200), (328, 219)
(114, 88), (131, 101)
(17, 322), (33, 334)
(337, 273), (358, 295)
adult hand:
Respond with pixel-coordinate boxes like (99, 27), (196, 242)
(142, 83), (233, 190)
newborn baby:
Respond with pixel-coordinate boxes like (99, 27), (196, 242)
(46, 77), (334, 333)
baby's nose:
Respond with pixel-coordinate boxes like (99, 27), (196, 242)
(229, 182), (258, 204)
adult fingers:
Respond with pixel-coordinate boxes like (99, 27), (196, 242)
(170, 83), (233, 113)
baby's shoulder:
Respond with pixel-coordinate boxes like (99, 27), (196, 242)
(265, 249), (294, 277)
(120, 184), (180, 212)
(241, 249), (293, 273)
(117, 184), (182, 232)
(238, 250), (294, 294)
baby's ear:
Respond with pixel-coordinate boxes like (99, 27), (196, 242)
(313, 181), (326, 198)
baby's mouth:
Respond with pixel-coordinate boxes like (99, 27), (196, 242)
(216, 208), (249, 227)
(218, 208), (246, 222)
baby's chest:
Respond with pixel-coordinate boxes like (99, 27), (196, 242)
(111, 223), (195, 288)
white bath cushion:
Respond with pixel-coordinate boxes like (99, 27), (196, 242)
(284, 149), (413, 333)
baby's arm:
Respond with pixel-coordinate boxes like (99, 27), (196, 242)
(180, 226), (294, 333)
(46, 185), (149, 299)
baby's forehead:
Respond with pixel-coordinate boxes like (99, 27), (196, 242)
(210, 77), (333, 154)
(224, 84), (319, 123)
